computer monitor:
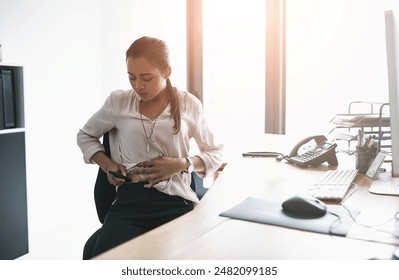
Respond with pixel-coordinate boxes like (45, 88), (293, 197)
(369, 10), (399, 196)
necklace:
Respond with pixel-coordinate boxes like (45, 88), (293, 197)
(140, 114), (157, 152)
(139, 94), (169, 152)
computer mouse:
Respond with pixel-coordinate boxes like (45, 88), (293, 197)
(282, 194), (327, 217)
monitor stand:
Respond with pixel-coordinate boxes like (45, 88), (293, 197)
(369, 171), (399, 196)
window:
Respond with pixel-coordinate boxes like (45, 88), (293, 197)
(201, 0), (267, 156)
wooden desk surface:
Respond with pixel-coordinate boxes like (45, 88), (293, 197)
(95, 147), (399, 260)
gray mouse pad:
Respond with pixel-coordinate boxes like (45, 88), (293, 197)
(219, 197), (360, 236)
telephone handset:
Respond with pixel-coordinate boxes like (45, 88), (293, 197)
(284, 135), (338, 167)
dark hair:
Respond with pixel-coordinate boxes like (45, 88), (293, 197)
(126, 36), (181, 133)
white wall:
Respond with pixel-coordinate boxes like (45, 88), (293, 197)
(100, 0), (187, 96)
(0, 0), (103, 247)
(0, 0), (187, 258)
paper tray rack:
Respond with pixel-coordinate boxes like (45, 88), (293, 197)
(329, 101), (391, 155)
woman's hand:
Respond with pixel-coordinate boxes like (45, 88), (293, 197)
(106, 162), (128, 187)
(135, 156), (187, 188)
(91, 151), (128, 187)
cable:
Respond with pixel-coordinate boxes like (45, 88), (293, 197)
(343, 205), (399, 239)
(341, 182), (358, 204)
(327, 210), (342, 235)
(325, 202), (399, 240)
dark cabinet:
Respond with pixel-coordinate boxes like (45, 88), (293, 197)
(0, 64), (28, 259)
(0, 131), (28, 259)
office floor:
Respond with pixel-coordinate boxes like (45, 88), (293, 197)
(17, 213), (100, 260)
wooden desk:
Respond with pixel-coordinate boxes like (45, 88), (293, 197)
(95, 147), (399, 260)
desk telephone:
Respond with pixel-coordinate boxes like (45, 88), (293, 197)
(281, 135), (338, 167)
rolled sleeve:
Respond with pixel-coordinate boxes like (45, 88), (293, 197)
(187, 94), (224, 178)
(196, 147), (224, 178)
(76, 94), (115, 163)
(77, 129), (105, 163)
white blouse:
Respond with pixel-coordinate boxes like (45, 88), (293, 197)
(77, 88), (224, 203)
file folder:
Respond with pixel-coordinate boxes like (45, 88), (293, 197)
(0, 69), (16, 129)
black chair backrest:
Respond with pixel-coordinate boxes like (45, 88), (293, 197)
(94, 132), (115, 223)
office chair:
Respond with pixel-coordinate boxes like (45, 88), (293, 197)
(83, 132), (218, 259)
(92, 132), (115, 224)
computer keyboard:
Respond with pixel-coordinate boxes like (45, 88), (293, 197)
(308, 169), (359, 201)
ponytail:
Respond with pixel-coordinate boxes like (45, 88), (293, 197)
(166, 79), (181, 134)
